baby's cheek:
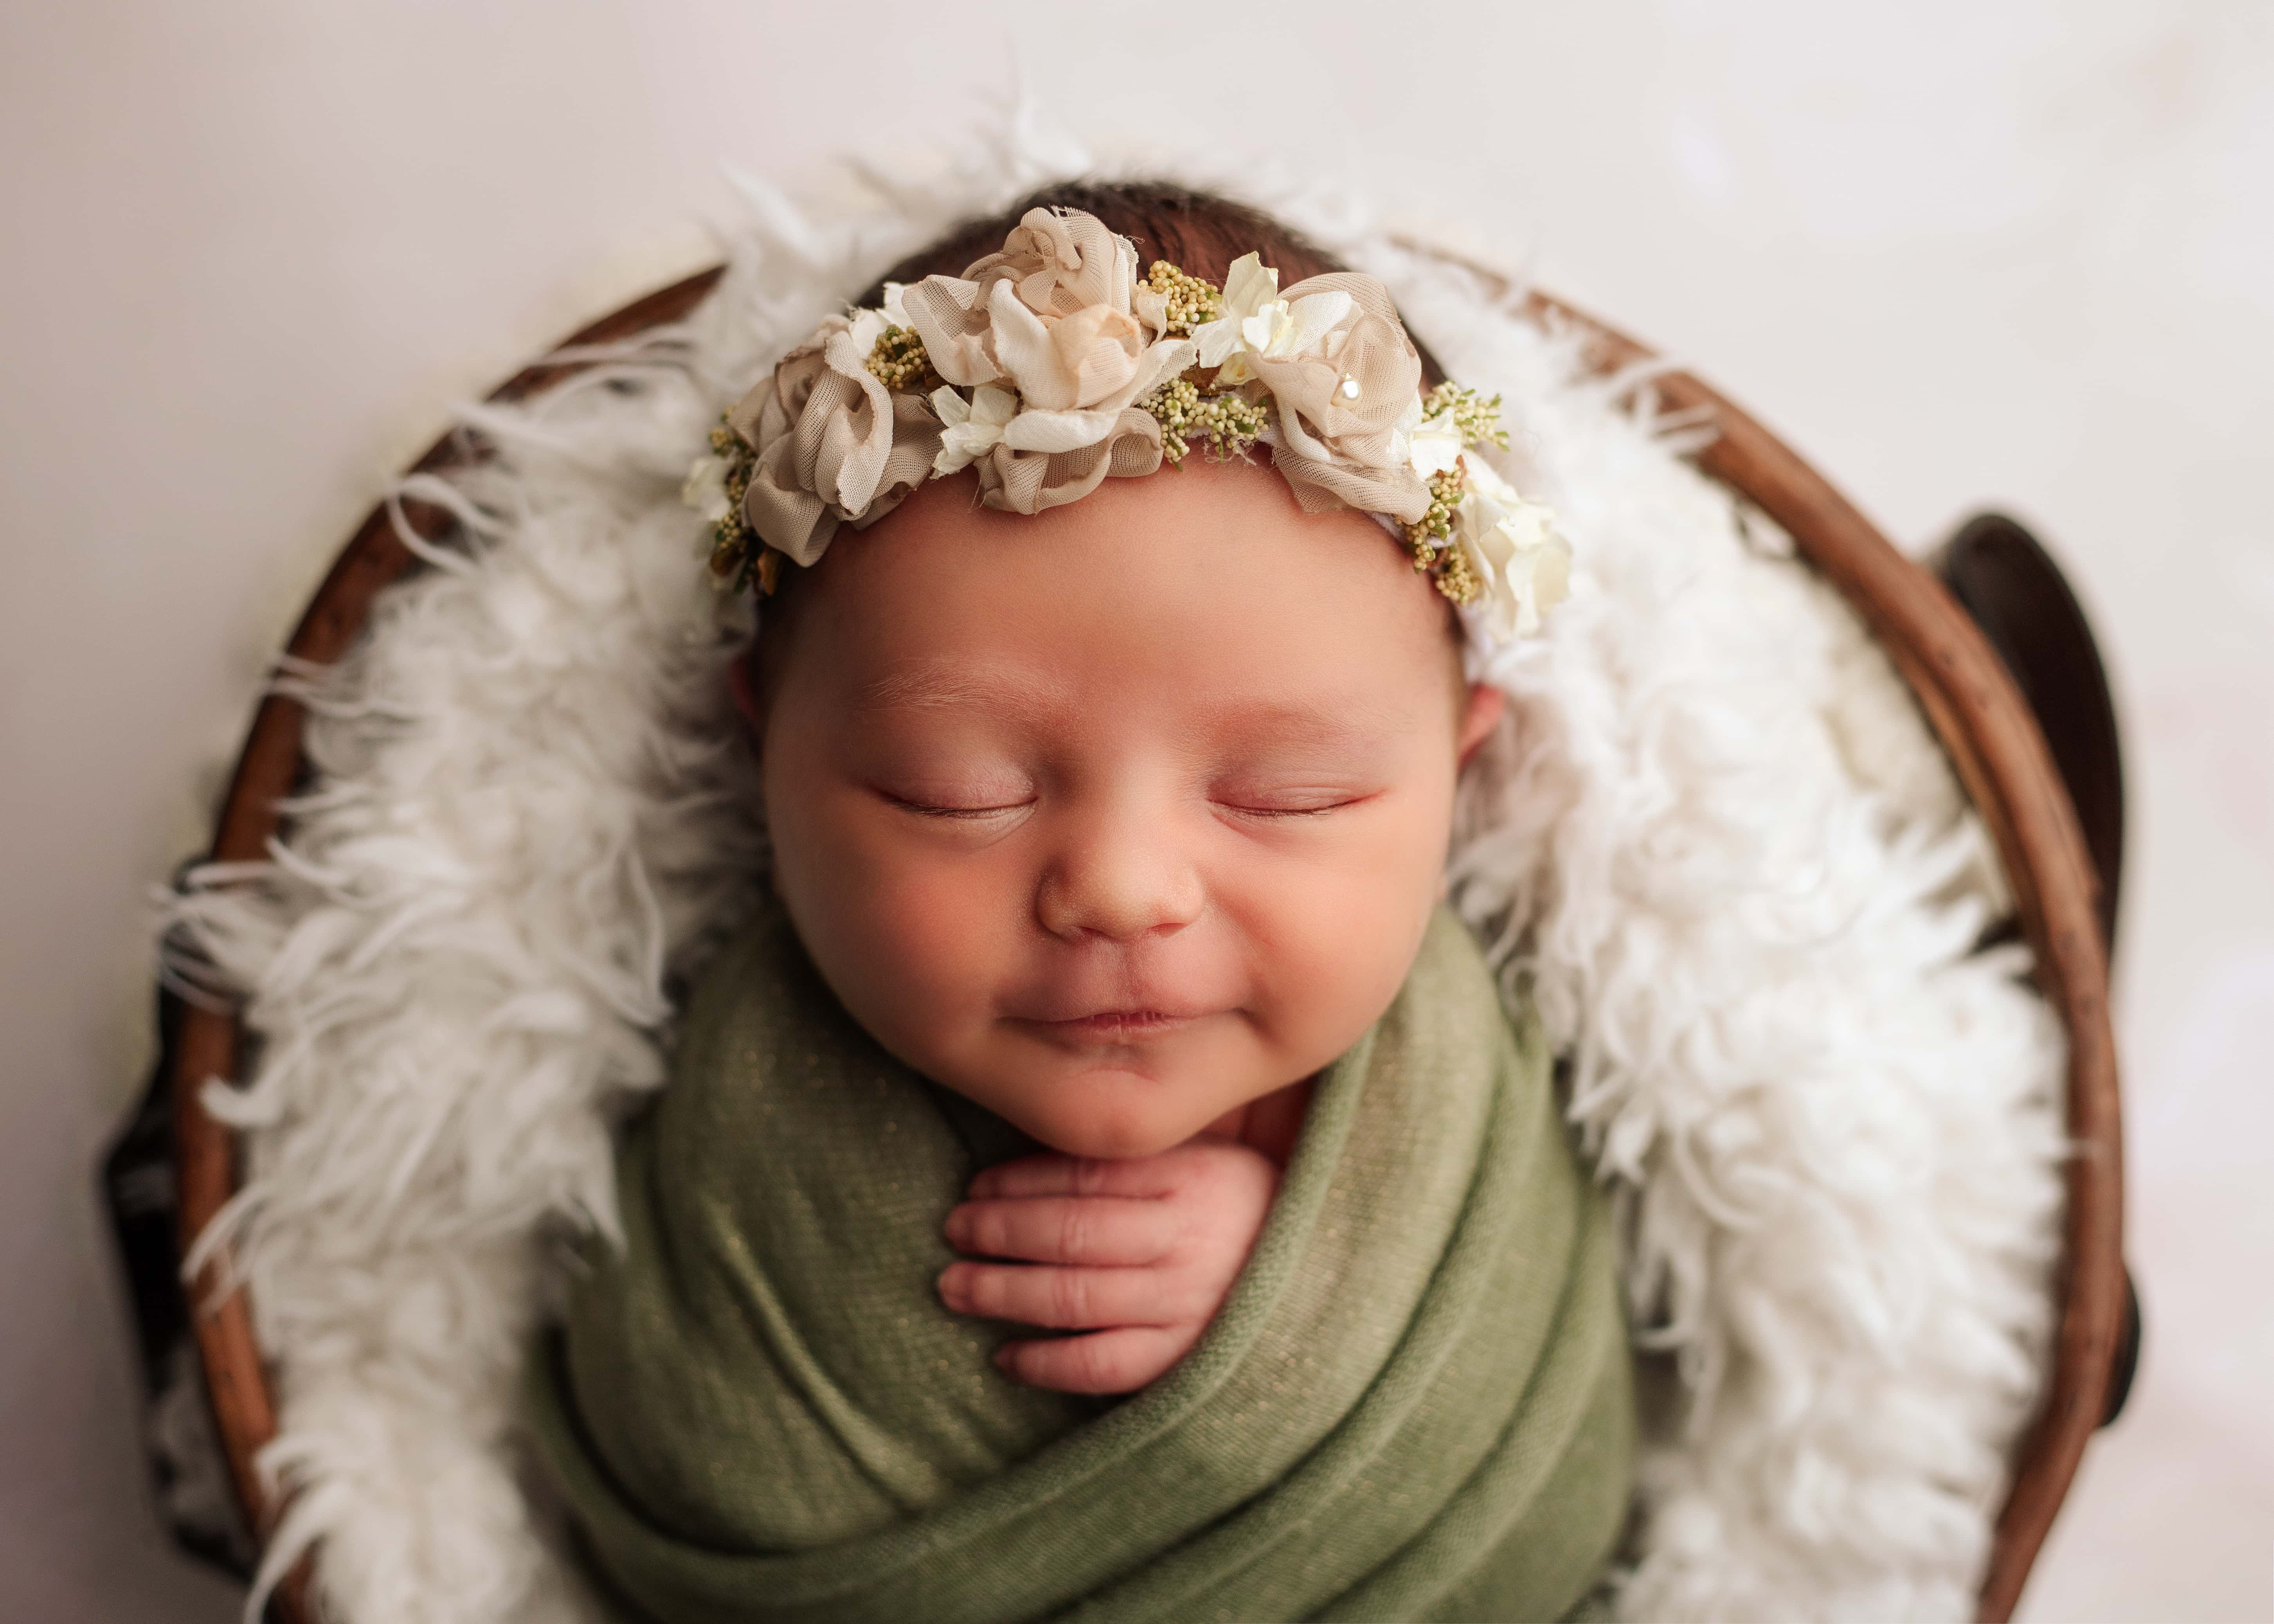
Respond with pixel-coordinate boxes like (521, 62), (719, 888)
(1228, 828), (1444, 1069)
(802, 833), (1017, 1056)
(868, 863), (1007, 996)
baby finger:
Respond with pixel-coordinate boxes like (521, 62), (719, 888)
(937, 1261), (1179, 1330)
(994, 1325), (1196, 1395)
(944, 1195), (1178, 1266)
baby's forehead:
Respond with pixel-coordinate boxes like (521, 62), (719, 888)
(849, 653), (1419, 738)
(768, 459), (1464, 717)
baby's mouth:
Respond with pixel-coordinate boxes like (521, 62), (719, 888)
(1010, 1009), (1203, 1046)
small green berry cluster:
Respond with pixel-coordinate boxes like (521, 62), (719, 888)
(1142, 260), (1224, 335)
(1133, 260), (1269, 463)
(1404, 466), (1476, 603)
(1401, 387), (1510, 605)
(1421, 382), (1509, 449)
(704, 416), (765, 592)
(1139, 376), (1273, 466)
(1431, 530), (1480, 604)
(864, 325), (936, 393)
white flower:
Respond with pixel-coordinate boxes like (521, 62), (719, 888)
(930, 384), (1019, 475)
(1132, 282), (1170, 338)
(1191, 254), (1275, 368)
(1000, 406), (1123, 453)
(681, 454), (730, 522)
(1455, 457), (1573, 641)
(843, 284), (916, 358)
(1404, 409), (1466, 479)
(845, 309), (889, 357)
(1190, 253), (1354, 386)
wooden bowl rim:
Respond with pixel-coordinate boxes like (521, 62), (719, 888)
(171, 261), (2121, 1624)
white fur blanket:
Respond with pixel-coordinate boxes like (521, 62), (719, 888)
(167, 139), (2065, 1624)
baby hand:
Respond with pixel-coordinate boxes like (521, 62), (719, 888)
(937, 1140), (1280, 1395)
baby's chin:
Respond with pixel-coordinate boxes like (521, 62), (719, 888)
(952, 1060), (1277, 1161)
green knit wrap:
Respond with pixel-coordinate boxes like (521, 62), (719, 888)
(527, 907), (1635, 1623)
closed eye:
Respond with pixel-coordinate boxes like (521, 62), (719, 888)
(1215, 791), (1377, 820)
(880, 790), (1034, 821)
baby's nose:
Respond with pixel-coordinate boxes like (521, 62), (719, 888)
(1033, 814), (1203, 943)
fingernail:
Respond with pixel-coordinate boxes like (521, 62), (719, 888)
(936, 1265), (964, 1306)
(942, 1206), (967, 1246)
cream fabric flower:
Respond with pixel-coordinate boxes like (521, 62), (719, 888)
(931, 385), (1019, 475)
(969, 408), (1166, 515)
(900, 209), (1192, 458)
(970, 210), (1134, 318)
(727, 314), (943, 566)
(716, 205), (1492, 575)
(1455, 458), (1573, 641)
(988, 290), (1132, 412)
(1239, 271), (1430, 523)
(900, 209), (1134, 388)
(885, 207), (1190, 506)
(992, 290), (1192, 451)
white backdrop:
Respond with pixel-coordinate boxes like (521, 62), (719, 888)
(3, 3), (2269, 1619)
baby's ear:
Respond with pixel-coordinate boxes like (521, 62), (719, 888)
(1455, 682), (1505, 769)
(728, 649), (766, 742)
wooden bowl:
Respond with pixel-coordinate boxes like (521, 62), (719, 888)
(171, 265), (2123, 1624)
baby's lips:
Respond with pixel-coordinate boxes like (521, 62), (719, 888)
(997, 967), (1228, 1028)
(1003, 995), (1217, 1025)
(1026, 1010), (1197, 1042)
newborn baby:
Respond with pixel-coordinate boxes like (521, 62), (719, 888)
(749, 451), (1502, 1395)
(530, 184), (1631, 1624)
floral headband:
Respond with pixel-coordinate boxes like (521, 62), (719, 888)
(684, 207), (1570, 643)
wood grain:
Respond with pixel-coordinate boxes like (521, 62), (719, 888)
(171, 261), (2118, 1624)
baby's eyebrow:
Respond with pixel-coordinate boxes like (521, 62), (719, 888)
(850, 667), (1414, 744)
(1211, 697), (1411, 744)
(852, 664), (1069, 716)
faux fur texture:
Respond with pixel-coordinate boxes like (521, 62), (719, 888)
(166, 130), (2065, 1624)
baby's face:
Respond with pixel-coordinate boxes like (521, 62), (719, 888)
(752, 457), (1495, 1160)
